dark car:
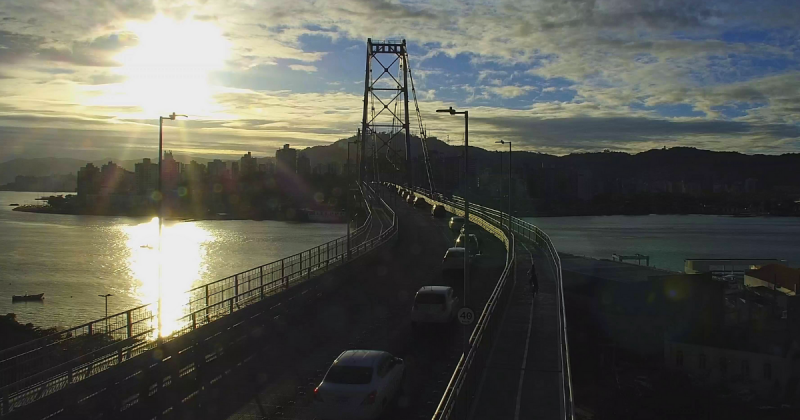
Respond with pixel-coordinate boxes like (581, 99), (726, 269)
(448, 216), (465, 232)
(413, 196), (430, 209)
(431, 204), (446, 218)
(455, 233), (480, 255)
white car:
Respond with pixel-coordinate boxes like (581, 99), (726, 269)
(411, 286), (459, 327)
(314, 350), (405, 420)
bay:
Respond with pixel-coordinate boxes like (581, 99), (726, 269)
(523, 214), (800, 272)
(0, 191), (344, 328)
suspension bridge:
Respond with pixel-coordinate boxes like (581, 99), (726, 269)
(0, 39), (572, 420)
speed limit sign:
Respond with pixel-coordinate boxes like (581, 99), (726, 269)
(457, 307), (475, 325)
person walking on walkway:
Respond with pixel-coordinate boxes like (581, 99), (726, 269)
(528, 263), (539, 297)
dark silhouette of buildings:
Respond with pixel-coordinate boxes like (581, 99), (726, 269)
(207, 159), (226, 179)
(297, 153), (311, 178)
(276, 144), (297, 175)
(134, 158), (158, 195)
(240, 152), (257, 176)
(77, 163), (100, 196)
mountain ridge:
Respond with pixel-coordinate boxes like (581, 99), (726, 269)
(2, 140), (800, 189)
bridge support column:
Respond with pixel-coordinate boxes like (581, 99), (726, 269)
(259, 266), (265, 299)
(205, 285), (210, 323)
(234, 274), (239, 303)
(126, 310), (132, 339)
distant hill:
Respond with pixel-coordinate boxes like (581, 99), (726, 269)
(3, 142), (800, 195)
(551, 147), (800, 191)
(299, 134), (464, 169)
(0, 158), (88, 185)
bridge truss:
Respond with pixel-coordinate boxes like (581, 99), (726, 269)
(359, 38), (435, 192)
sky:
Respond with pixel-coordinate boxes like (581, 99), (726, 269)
(0, 0), (798, 162)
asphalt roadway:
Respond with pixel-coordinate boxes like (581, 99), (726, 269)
(216, 186), (508, 420)
(468, 239), (563, 420)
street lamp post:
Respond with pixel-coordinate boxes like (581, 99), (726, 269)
(98, 293), (112, 335)
(437, 106), (469, 370)
(157, 112), (187, 341)
(495, 140), (512, 231)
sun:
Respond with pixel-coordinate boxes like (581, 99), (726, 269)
(114, 15), (229, 116)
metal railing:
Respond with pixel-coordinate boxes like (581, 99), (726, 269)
(0, 182), (395, 417)
(395, 184), (573, 420)
(450, 197), (574, 420)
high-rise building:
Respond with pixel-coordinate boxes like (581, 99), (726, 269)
(134, 158), (158, 195)
(99, 161), (132, 195)
(162, 151), (180, 192)
(276, 144), (297, 175)
(240, 152), (257, 176)
(183, 160), (206, 182)
(297, 153), (311, 178)
(77, 163), (101, 196)
(207, 159), (226, 178)
(231, 161), (240, 178)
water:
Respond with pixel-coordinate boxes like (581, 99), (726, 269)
(523, 214), (800, 272)
(0, 191), (345, 328)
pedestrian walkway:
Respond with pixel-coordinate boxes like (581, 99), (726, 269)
(469, 240), (562, 420)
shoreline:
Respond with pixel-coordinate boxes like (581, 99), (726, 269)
(14, 204), (795, 220)
(11, 204), (347, 223)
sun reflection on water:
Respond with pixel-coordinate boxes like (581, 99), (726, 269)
(123, 218), (212, 338)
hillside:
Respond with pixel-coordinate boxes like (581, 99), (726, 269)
(4, 140), (800, 198)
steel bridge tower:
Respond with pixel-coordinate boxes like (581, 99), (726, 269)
(360, 38), (412, 187)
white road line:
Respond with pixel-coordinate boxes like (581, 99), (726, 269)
(514, 242), (535, 420)
(468, 240), (533, 420)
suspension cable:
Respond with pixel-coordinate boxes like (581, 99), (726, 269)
(406, 54), (436, 193)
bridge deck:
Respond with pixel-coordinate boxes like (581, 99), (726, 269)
(223, 187), (507, 420)
(468, 239), (563, 420)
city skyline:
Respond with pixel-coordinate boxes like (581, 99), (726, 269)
(0, 0), (798, 162)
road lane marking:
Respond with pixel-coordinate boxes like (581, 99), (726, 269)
(514, 241), (535, 420)
(467, 240), (528, 420)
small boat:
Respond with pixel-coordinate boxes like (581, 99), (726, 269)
(9, 203), (19, 206)
(12, 293), (44, 302)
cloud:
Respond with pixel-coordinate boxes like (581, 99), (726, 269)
(289, 64), (318, 72)
(0, 0), (798, 159)
(486, 85), (534, 98)
(87, 72), (128, 85)
(477, 69), (507, 83)
(470, 114), (800, 153)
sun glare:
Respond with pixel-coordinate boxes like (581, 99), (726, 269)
(115, 15), (229, 116)
(124, 217), (212, 338)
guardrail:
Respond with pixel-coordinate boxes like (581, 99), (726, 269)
(0, 182), (388, 417)
(393, 184), (573, 420)
(449, 196), (574, 420)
